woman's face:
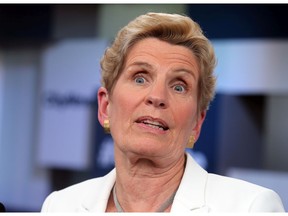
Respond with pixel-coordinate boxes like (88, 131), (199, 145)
(98, 37), (206, 161)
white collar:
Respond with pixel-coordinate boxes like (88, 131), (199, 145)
(79, 153), (209, 212)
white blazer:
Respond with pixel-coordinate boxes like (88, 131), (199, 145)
(41, 153), (285, 212)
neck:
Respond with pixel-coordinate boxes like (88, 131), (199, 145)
(113, 151), (186, 212)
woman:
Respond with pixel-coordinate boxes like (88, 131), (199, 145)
(41, 12), (285, 212)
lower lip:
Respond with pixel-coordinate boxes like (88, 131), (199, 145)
(136, 122), (167, 134)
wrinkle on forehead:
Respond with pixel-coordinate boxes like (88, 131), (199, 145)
(123, 38), (199, 81)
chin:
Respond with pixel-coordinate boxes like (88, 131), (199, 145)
(131, 143), (167, 157)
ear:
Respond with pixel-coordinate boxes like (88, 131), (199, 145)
(192, 111), (206, 141)
(97, 86), (110, 127)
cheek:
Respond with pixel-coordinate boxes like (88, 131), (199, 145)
(109, 91), (134, 121)
(176, 103), (198, 129)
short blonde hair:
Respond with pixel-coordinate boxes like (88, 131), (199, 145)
(100, 12), (216, 112)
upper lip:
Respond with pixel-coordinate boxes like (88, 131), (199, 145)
(135, 116), (169, 131)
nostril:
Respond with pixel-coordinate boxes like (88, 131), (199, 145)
(146, 96), (167, 108)
(147, 99), (153, 105)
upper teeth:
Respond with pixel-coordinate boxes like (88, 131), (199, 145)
(143, 120), (165, 130)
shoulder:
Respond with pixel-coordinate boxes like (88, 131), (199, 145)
(52, 176), (105, 197)
(205, 173), (284, 212)
(183, 154), (284, 212)
(207, 172), (266, 192)
(41, 169), (116, 212)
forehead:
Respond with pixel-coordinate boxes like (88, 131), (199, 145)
(124, 37), (199, 72)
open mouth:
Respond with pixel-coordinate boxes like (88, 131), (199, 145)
(136, 117), (169, 131)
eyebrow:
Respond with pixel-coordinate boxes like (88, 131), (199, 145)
(127, 61), (154, 71)
(173, 68), (197, 81)
(127, 61), (197, 81)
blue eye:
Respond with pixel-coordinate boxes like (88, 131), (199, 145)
(174, 85), (185, 92)
(135, 77), (145, 84)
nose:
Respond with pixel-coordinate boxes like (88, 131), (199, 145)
(145, 81), (168, 109)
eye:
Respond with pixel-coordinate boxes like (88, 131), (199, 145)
(134, 76), (146, 84)
(173, 84), (186, 93)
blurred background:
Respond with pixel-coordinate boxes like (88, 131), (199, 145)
(0, 4), (288, 212)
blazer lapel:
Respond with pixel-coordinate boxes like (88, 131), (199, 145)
(79, 169), (116, 212)
(171, 153), (210, 212)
